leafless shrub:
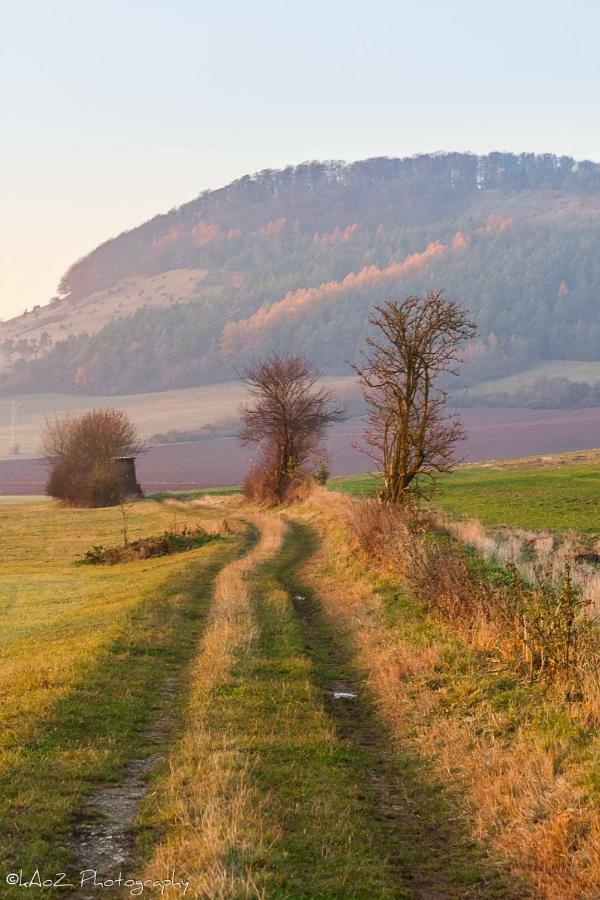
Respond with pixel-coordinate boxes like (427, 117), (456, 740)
(240, 353), (341, 504)
(346, 498), (421, 570)
(42, 408), (143, 507)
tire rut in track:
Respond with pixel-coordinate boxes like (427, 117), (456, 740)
(67, 525), (266, 899)
(285, 518), (519, 900)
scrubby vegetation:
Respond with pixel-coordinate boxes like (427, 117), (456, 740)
(42, 407), (143, 507)
(347, 498), (598, 688)
(78, 524), (221, 565)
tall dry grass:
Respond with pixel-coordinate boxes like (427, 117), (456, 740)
(295, 488), (600, 898)
(443, 515), (600, 617)
(348, 498), (600, 693)
(141, 512), (286, 899)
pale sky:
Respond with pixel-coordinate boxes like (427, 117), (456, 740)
(2, 0), (599, 319)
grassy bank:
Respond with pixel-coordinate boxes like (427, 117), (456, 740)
(294, 490), (600, 896)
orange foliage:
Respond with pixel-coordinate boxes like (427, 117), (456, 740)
(478, 214), (513, 234)
(313, 223), (359, 245)
(152, 226), (183, 249)
(191, 221), (221, 246)
(220, 241), (449, 361)
(260, 218), (286, 237)
(451, 231), (468, 252)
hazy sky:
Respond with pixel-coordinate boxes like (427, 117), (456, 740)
(2, 0), (599, 319)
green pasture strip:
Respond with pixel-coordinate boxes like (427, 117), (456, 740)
(328, 473), (378, 497)
(435, 463), (600, 532)
(330, 461), (600, 533)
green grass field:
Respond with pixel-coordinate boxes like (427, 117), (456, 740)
(0, 497), (243, 889)
(435, 463), (600, 532)
(330, 455), (600, 532)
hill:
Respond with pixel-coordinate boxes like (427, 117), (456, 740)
(3, 152), (600, 396)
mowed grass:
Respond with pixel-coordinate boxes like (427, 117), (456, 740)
(0, 497), (243, 891)
(330, 457), (600, 532)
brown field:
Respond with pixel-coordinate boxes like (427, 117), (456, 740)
(0, 377), (357, 458)
(1, 405), (599, 494)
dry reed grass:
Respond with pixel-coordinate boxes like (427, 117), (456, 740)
(295, 488), (600, 898)
(444, 515), (600, 617)
(141, 511), (287, 898)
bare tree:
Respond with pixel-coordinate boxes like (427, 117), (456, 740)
(239, 354), (342, 504)
(355, 292), (476, 504)
(42, 408), (144, 507)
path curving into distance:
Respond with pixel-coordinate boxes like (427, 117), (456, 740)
(69, 511), (286, 899)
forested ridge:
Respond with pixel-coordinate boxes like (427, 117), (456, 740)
(4, 152), (600, 396)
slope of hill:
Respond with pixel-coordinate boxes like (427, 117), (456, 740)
(3, 152), (600, 395)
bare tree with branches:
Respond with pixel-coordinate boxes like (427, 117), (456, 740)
(239, 354), (342, 504)
(355, 292), (476, 504)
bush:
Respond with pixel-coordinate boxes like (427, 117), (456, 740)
(43, 409), (143, 507)
(79, 525), (220, 565)
(346, 498), (597, 688)
(242, 451), (314, 506)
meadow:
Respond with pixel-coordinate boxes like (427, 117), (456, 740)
(331, 450), (600, 532)
(2, 453), (600, 897)
(0, 496), (243, 891)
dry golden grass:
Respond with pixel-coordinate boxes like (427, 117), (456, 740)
(444, 514), (600, 617)
(294, 488), (600, 898)
(141, 511), (286, 898)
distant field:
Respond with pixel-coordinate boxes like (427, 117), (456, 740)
(2, 406), (600, 495)
(331, 452), (600, 533)
(0, 376), (357, 458)
(465, 359), (600, 397)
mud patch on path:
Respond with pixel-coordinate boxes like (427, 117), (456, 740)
(69, 678), (179, 898)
